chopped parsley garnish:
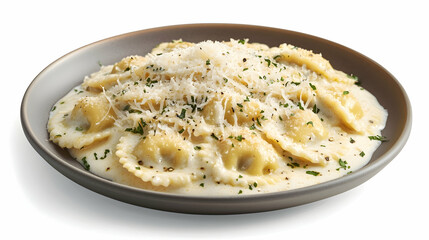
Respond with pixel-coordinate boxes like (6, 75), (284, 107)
(82, 157), (90, 171)
(238, 190), (243, 194)
(350, 137), (356, 143)
(124, 67), (131, 72)
(243, 68), (248, 71)
(75, 126), (83, 131)
(347, 74), (361, 85)
(291, 81), (301, 86)
(264, 59), (271, 67)
(125, 118), (146, 135)
(237, 103), (243, 108)
(135, 166), (141, 170)
(312, 104), (320, 114)
(249, 124), (256, 130)
(287, 162), (300, 168)
(199, 183), (205, 187)
(368, 135), (388, 142)
(94, 153), (98, 160)
(51, 106), (56, 111)
(223, 77), (228, 83)
(128, 109), (142, 114)
(359, 151), (365, 157)
(279, 102), (289, 108)
(306, 121), (314, 126)
(178, 128), (185, 134)
(235, 135), (243, 141)
(273, 55), (281, 60)
(177, 108), (186, 119)
(309, 83), (317, 90)
(194, 146), (202, 150)
(238, 39), (245, 44)
(210, 133), (219, 140)
(306, 171), (320, 176)
(337, 158), (350, 171)
(243, 96), (250, 102)
(297, 102), (304, 110)
(145, 77), (158, 87)
(343, 91), (350, 95)
(256, 117), (262, 126)
(206, 59), (211, 65)
(100, 149), (110, 159)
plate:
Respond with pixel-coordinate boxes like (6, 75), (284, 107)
(21, 24), (411, 214)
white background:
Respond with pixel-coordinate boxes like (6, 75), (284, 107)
(3, 0), (427, 239)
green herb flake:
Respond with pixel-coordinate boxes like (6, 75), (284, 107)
(359, 151), (365, 157)
(306, 121), (314, 126)
(100, 149), (110, 159)
(128, 109), (142, 114)
(194, 146), (202, 150)
(206, 59), (211, 65)
(178, 128), (185, 134)
(82, 157), (90, 171)
(177, 108), (186, 119)
(264, 59), (271, 67)
(312, 104), (320, 114)
(199, 183), (205, 187)
(237, 103), (243, 108)
(343, 91), (350, 95)
(51, 106), (56, 111)
(309, 83), (317, 90)
(235, 135), (243, 141)
(306, 171), (320, 176)
(253, 182), (257, 187)
(223, 77), (228, 83)
(256, 117), (262, 126)
(249, 124), (256, 130)
(211, 133), (219, 140)
(238, 39), (245, 44)
(368, 135), (388, 142)
(243, 68), (248, 71)
(75, 126), (83, 131)
(350, 137), (356, 143)
(337, 158), (349, 171)
(238, 190), (243, 194)
(94, 153), (98, 160)
(125, 118), (146, 135)
(135, 166), (141, 170)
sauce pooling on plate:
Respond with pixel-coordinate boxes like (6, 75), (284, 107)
(48, 39), (387, 195)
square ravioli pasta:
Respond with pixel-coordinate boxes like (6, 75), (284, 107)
(48, 39), (387, 195)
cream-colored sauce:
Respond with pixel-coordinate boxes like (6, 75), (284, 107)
(48, 40), (387, 196)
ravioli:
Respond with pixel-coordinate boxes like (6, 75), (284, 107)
(48, 39), (387, 195)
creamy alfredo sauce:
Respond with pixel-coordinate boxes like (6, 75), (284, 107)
(48, 40), (387, 195)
